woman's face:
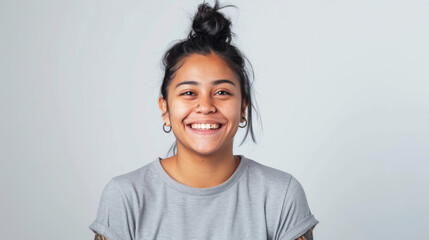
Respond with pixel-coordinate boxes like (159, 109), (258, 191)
(159, 53), (247, 156)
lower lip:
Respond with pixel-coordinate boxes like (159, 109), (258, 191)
(187, 125), (223, 135)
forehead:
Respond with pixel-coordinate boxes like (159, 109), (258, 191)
(172, 53), (239, 85)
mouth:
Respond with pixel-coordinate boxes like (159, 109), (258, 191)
(187, 123), (223, 134)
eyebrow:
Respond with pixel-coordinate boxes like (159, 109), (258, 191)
(175, 79), (236, 89)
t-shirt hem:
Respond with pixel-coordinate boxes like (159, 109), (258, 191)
(280, 214), (319, 240)
(89, 221), (125, 240)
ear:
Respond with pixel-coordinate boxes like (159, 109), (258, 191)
(241, 99), (248, 122)
(158, 96), (171, 126)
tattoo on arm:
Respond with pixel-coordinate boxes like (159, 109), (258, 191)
(94, 232), (106, 240)
(296, 227), (313, 240)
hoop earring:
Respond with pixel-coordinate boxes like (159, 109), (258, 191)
(163, 123), (172, 133)
(239, 117), (247, 128)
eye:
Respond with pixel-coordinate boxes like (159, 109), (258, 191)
(180, 91), (195, 96)
(216, 90), (231, 96)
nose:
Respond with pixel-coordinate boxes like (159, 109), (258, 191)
(195, 95), (216, 114)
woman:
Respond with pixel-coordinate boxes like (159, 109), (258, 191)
(90, 1), (318, 239)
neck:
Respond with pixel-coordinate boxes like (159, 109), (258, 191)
(172, 144), (240, 188)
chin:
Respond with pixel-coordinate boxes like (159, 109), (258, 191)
(191, 146), (221, 156)
(177, 138), (232, 157)
(188, 141), (229, 156)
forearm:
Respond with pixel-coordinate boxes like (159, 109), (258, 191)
(296, 227), (314, 240)
(94, 232), (106, 240)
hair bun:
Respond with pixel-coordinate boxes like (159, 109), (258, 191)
(189, 1), (232, 43)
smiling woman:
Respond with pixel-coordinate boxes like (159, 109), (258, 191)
(89, 1), (318, 239)
(159, 53), (245, 164)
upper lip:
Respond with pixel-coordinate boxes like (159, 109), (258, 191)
(186, 120), (225, 125)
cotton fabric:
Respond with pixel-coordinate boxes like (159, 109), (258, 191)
(89, 155), (318, 240)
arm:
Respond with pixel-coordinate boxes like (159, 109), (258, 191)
(94, 232), (106, 240)
(296, 227), (313, 240)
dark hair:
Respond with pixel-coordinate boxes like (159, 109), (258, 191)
(160, 1), (259, 154)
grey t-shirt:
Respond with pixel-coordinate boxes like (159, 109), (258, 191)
(89, 156), (318, 240)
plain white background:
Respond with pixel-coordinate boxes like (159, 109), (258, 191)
(1, 0), (428, 239)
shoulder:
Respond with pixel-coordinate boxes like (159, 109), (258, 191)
(244, 157), (310, 204)
(99, 160), (159, 204)
(245, 157), (296, 190)
(243, 158), (319, 239)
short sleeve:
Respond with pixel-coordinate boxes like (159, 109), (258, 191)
(277, 176), (319, 240)
(89, 179), (134, 240)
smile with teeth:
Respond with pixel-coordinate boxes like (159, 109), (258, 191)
(190, 123), (221, 130)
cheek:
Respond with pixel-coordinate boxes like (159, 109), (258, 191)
(168, 100), (193, 121)
(220, 101), (243, 123)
